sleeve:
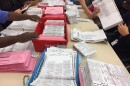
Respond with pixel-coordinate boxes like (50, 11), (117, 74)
(125, 0), (130, 11)
(123, 12), (130, 23)
(0, 10), (8, 24)
(118, 34), (130, 46)
(88, 4), (94, 12)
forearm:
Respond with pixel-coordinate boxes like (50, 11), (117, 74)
(0, 36), (20, 48)
(8, 12), (30, 21)
(80, 3), (93, 19)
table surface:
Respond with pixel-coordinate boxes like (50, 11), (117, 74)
(0, 9), (129, 86)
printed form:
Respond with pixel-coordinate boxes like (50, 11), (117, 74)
(93, 0), (123, 30)
(31, 47), (77, 86)
(79, 59), (130, 86)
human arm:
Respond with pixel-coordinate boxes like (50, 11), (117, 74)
(78, 0), (100, 19)
(0, 10), (41, 24)
(117, 23), (130, 46)
(8, 12), (41, 22)
(0, 32), (38, 48)
(24, 0), (42, 6)
(78, 0), (93, 18)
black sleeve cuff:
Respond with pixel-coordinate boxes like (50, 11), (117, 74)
(119, 34), (130, 45)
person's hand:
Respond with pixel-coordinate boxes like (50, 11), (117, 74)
(118, 23), (129, 36)
(93, 7), (100, 16)
(29, 15), (41, 22)
(17, 32), (38, 43)
(14, 9), (22, 14)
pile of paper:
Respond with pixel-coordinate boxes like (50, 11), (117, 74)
(66, 5), (79, 24)
(0, 50), (36, 72)
(45, 7), (64, 15)
(0, 41), (33, 52)
(0, 29), (28, 36)
(26, 7), (43, 17)
(74, 42), (96, 57)
(30, 47), (77, 86)
(39, 35), (65, 41)
(79, 59), (130, 86)
(31, 79), (76, 86)
(43, 25), (64, 36)
(40, 0), (65, 6)
(0, 41), (41, 58)
(39, 6), (66, 41)
(44, 20), (65, 25)
(66, 5), (79, 17)
(71, 28), (107, 43)
(39, 20), (65, 41)
(66, 11), (78, 24)
(7, 20), (38, 31)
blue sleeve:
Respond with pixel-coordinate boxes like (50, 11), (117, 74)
(0, 10), (8, 24)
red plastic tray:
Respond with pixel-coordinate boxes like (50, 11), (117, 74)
(32, 16), (68, 52)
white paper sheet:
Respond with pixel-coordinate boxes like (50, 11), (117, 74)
(71, 28), (107, 43)
(92, 0), (123, 30)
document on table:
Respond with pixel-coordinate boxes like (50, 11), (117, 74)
(79, 59), (130, 86)
(7, 20), (38, 31)
(92, 0), (123, 30)
(45, 7), (64, 14)
(0, 50), (37, 72)
(40, 47), (76, 79)
(71, 28), (107, 43)
(31, 78), (76, 86)
(0, 29), (28, 36)
(45, 20), (64, 25)
(43, 25), (65, 36)
(40, 56), (75, 79)
(26, 7), (42, 16)
(74, 42), (96, 57)
(0, 41), (37, 57)
(41, 0), (65, 6)
(30, 47), (77, 86)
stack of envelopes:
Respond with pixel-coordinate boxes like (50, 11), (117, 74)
(0, 50), (37, 72)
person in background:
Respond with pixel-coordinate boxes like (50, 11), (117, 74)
(0, 0), (42, 29)
(78, 0), (100, 19)
(11, 0), (42, 11)
(0, 10), (41, 23)
(0, 0), (42, 12)
(0, 10), (40, 48)
(0, 10), (41, 30)
(79, 0), (130, 24)
(112, 24), (130, 70)
(115, 0), (130, 24)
